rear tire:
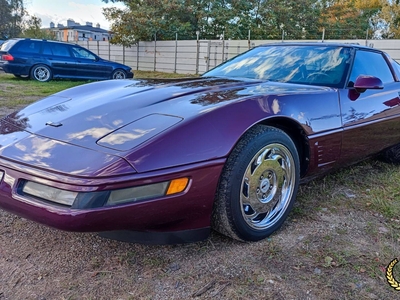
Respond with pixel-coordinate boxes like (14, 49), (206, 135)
(30, 64), (52, 82)
(212, 125), (300, 241)
(14, 74), (29, 79)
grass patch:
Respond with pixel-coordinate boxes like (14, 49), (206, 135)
(0, 73), (89, 107)
(0, 73), (88, 96)
(296, 159), (400, 221)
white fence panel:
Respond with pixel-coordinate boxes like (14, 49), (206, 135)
(73, 39), (400, 74)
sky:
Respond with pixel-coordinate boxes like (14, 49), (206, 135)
(25, 0), (126, 30)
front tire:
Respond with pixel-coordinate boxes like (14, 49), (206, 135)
(381, 144), (400, 164)
(111, 69), (127, 79)
(212, 125), (300, 241)
(30, 64), (52, 82)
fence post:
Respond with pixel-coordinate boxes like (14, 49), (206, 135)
(248, 29), (251, 49)
(108, 41), (110, 61)
(174, 32), (178, 73)
(123, 45), (125, 64)
(154, 32), (157, 72)
(365, 29), (369, 46)
(221, 31), (225, 63)
(225, 42), (229, 61)
(214, 43), (218, 68)
(322, 27), (325, 42)
(136, 41), (139, 71)
(195, 31), (200, 75)
(206, 41), (211, 71)
(97, 41), (99, 55)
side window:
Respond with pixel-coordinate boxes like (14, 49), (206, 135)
(349, 50), (394, 85)
(42, 43), (53, 55)
(393, 59), (400, 75)
(71, 46), (96, 60)
(16, 41), (41, 54)
(50, 44), (71, 57)
(1, 39), (18, 51)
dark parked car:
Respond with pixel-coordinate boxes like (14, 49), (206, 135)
(0, 38), (133, 82)
(0, 43), (399, 244)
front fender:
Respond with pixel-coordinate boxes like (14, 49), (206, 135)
(125, 90), (341, 173)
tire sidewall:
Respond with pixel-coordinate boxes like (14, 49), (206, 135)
(226, 128), (300, 241)
(31, 64), (52, 82)
(112, 69), (126, 79)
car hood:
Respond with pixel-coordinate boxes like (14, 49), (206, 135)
(0, 77), (330, 173)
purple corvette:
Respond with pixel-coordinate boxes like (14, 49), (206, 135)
(0, 43), (399, 244)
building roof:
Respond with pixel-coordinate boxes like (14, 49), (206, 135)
(64, 25), (109, 34)
(48, 20), (110, 34)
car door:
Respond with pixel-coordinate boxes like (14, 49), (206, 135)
(339, 49), (400, 164)
(70, 46), (111, 79)
(46, 43), (77, 77)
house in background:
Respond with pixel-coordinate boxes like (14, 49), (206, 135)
(49, 19), (112, 42)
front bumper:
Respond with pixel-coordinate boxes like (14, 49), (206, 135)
(126, 71), (134, 78)
(0, 159), (225, 242)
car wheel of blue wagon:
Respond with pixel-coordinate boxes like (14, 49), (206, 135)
(30, 64), (52, 82)
(112, 69), (127, 79)
(212, 125), (300, 241)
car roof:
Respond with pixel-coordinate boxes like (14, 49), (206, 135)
(9, 38), (80, 47)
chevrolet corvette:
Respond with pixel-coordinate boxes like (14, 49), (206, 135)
(0, 42), (399, 244)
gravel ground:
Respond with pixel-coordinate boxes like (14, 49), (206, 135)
(1, 192), (399, 299)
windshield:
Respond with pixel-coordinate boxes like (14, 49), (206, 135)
(203, 45), (352, 88)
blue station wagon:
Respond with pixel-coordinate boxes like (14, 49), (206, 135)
(0, 38), (133, 82)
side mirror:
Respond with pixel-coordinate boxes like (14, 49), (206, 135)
(353, 75), (383, 93)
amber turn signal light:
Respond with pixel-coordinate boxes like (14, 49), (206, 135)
(166, 178), (189, 195)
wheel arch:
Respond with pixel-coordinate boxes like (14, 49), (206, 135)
(250, 117), (310, 177)
(30, 63), (51, 72)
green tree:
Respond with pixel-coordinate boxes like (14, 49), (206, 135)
(21, 14), (55, 39)
(199, 0), (263, 40)
(103, 0), (197, 45)
(257, 0), (322, 39)
(101, 0), (387, 43)
(102, 0), (323, 42)
(375, 0), (400, 38)
(0, 0), (25, 39)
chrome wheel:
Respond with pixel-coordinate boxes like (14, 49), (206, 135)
(212, 125), (299, 241)
(240, 143), (296, 230)
(31, 65), (52, 82)
(112, 69), (126, 79)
